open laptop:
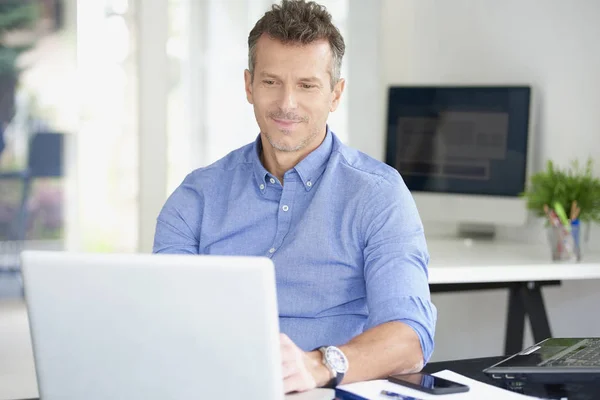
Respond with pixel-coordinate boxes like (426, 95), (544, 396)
(484, 338), (600, 383)
(21, 251), (292, 400)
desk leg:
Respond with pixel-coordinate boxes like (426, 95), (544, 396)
(504, 284), (526, 355)
(504, 282), (553, 356)
(522, 282), (552, 343)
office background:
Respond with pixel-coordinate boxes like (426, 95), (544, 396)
(0, 2), (599, 396)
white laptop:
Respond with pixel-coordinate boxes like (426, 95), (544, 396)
(21, 251), (295, 400)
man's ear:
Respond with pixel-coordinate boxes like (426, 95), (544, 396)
(244, 69), (254, 105)
(329, 78), (345, 112)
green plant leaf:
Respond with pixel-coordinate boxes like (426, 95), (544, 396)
(522, 158), (600, 223)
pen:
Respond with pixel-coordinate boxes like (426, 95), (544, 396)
(571, 218), (580, 253)
(569, 200), (577, 221)
(380, 390), (424, 400)
(570, 200), (581, 221)
(544, 204), (561, 228)
(553, 202), (571, 232)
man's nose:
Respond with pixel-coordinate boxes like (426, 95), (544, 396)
(278, 85), (298, 110)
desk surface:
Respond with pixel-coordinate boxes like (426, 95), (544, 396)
(3, 240), (600, 399)
(427, 238), (600, 284)
(424, 356), (600, 400)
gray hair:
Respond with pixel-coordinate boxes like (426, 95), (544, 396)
(248, 0), (345, 89)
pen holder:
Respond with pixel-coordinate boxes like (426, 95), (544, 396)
(547, 224), (581, 262)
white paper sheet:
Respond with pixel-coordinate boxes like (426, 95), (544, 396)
(285, 388), (335, 400)
(336, 369), (541, 399)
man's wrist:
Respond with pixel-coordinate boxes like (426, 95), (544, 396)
(307, 350), (333, 388)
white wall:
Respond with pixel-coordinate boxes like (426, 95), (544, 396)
(374, 0), (600, 168)
(362, 0), (600, 362)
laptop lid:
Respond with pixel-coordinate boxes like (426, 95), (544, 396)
(484, 338), (600, 377)
(22, 251), (284, 400)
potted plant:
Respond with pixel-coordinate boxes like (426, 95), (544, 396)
(521, 158), (600, 260)
(0, 1), (39, 158)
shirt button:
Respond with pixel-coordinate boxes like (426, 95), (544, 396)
(259, 184), (265, 190)
(269, 247), (276, 254)
(269, 178), (276, 184)
(282, 205), (289, 212)
(306, 181), (312, 187)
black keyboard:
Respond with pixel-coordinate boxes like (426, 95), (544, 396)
(546, 341), (600, 367)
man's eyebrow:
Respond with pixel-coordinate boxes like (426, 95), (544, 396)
(298, 76), (323, 84)
(259, 72), (282, 80)
(259, 72), (323, 84)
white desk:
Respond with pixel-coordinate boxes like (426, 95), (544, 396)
(428, 238), (600, 284)
(426, 238), (600, 355)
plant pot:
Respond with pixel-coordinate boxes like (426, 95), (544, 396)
(547, 224), (581, 262)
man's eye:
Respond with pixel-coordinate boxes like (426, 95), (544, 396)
(263, 80), (275, 85)
(301, 84), (315, 89)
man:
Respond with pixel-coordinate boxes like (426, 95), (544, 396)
(154, 0), (436, 394)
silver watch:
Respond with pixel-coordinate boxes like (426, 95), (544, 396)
(318, 346), (349, 388)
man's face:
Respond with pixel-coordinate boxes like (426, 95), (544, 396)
(244, 34), (344, 153)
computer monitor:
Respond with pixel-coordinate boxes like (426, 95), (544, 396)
(385, 85), (533, 236)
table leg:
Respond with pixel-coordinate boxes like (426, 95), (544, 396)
(504, 282), (553, 355)
(504, 284), (526, 355)
(431, 281), (558, 357)
(521, 282), (552, 343)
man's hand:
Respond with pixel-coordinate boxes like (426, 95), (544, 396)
(280, 333), (331, 393)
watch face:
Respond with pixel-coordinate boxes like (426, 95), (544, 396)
(326, 347), (348, 373)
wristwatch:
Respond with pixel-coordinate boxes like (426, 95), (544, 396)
(318, 346), (349, 388)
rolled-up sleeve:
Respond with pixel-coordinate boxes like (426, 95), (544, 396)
(153, 174), (203, 255)
(360, 172), (437, 363)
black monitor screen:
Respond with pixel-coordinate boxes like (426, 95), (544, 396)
(385, 86), (531, 197)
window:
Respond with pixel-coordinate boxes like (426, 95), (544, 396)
(75, 0), (138, 252)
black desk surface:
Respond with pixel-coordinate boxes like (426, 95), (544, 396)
(16, 356), (600, 400)
(424, 356), (600, 400)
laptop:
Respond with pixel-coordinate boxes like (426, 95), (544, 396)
(484, 338), (600, 382)
(21, 251), (290, 400)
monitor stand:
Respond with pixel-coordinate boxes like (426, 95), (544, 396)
(457, 223), (497, 240)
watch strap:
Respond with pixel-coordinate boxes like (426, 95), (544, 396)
(323, 372), (345, 388)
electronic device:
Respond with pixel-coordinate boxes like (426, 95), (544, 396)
(22, 251), (285, 400)
(484, 337), (600, 383)
(385, 85), (534, 236)
(387, 372), (470, 395)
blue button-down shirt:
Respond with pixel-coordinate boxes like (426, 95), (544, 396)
(153, 129), (437, 361)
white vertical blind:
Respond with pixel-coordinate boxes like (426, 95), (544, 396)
(137, 0), (169, 253)
(76, 0), (139, 253)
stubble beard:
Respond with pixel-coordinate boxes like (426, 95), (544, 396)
(264, 127), (319, 153)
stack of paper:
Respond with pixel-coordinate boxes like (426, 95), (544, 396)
(336, 370), (541, 399)
(286, 388), (335, 400)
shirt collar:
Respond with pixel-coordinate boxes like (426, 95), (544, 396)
(293, 126), (333, 191)
(251, 126), (334, 193)
(252, 136), (270, 194)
